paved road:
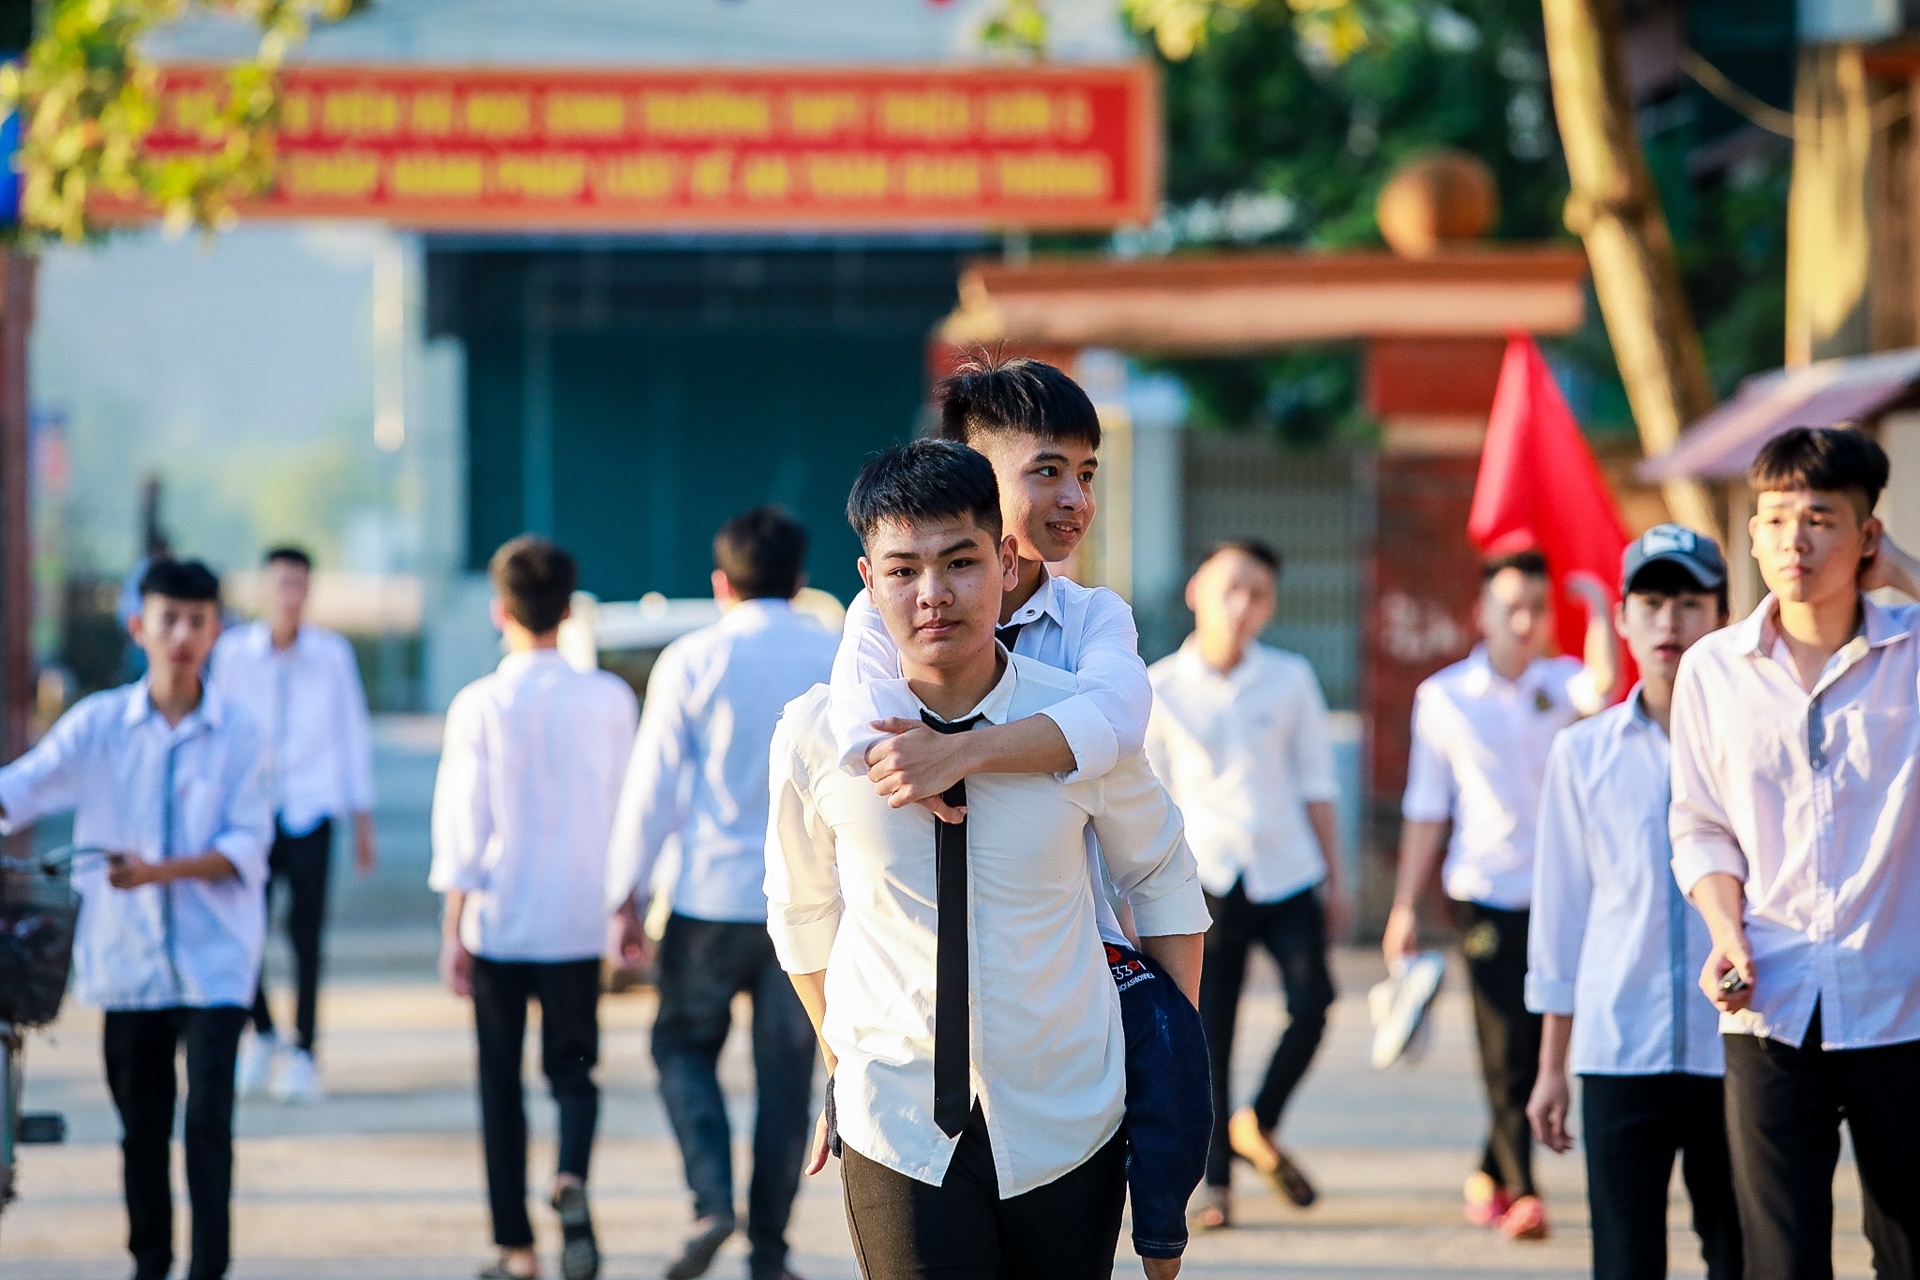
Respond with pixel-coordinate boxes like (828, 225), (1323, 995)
(2, 718), (1872, 1279)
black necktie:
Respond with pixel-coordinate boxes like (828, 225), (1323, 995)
(920, 709), (984, 1137)
(994, 621), (1025, 649)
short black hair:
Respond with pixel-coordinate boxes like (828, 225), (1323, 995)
(489, 535), (577, 634)
(1626, 560), (1729, 614)
(263, 545), (313, 571)
(1749, 426), (1889, 515)
(714, 506), (807, 600)
(934, 349), (1102, 450)
(847, 440), (1003, 549)
(138, 557), (221, 604)
(1200, 538), (1282, 577)
(1482, 548), (1550, 583)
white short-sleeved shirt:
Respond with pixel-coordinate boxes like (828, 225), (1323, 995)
(1403, 647), (1600, 909)
(1145, 640), (1338, 902)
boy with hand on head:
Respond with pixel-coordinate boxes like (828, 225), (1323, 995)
(1670, 427), (1920, 1280)
(1526, 525), (1739, 1280)
(430, 536), (639, 1280)
(1385, 548), (1618, 1242)
(1144, 540), (1346, 1231)
(767, 440), (1211, 1280)
(211, 545), (378, 1103)
(0, 558), (272, 1280)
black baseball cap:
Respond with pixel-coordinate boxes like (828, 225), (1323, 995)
(1621, 523), (1727, 594)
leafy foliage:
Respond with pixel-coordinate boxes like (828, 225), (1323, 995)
(0, 0), (349, 241)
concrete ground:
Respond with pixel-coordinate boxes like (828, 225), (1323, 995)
(2, 717), (1873, 1279)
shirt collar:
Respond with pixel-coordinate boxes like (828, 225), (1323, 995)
(1002, 569), (1065, 630)
(918, 646), (1020, 728)
(718, 597), (794, 631)
(1460, 644), (1554, 696)
(124, 679), (226, 732)
(497, 647), (570, 675)
(1176, 634), (1259, 683)
(242, 618), (307, 656)
(1741, 591), (1904, 659)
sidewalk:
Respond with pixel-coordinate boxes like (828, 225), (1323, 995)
(1, 718), (1872, 1279)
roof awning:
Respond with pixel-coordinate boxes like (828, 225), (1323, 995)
(1641, 347), (1920, 481)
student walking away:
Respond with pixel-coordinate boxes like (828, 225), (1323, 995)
(1144, 540), (1347, 1231)
(829, 354), (1212, 1263)
(1384, 548), (1618, 1242)
(1526, 524), (1739, 1280)
(604, 507), (839, 1280)
(0, 558), (272, 1280)
(1669, 428), (1920, 1280)
(430, 537), (639, 1280)
(210, 546), (377, 1103)
(768, 441), (1211, 1280)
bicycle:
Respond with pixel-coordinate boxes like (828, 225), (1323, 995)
(1, 844), (98, 1236)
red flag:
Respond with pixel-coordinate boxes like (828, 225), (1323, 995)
(1468, 333), (1632, 685)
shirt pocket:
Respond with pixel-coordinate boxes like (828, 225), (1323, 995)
(174, 774), (219, 856)
(1835, 708), (1914, 793)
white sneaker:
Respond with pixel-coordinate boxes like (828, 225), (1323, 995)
(1369, 950), (1447, 1070)
(272, 1047), (325, 1104)
(235, 1030), (279, 1097)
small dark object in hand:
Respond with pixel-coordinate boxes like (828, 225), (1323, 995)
(1718, 972), (1750, 995)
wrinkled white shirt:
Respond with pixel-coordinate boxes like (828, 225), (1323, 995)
(0, 682), (273, 1010)
(210, 620), (376, 835)
(606, 599), (838, 923)
(1403, 647), (1601, 909)
(430, 650), (638, 963)
(767, 655), (1210, 1197)
(1527, 691), (1722, 1076)
(1146, 640), (1338, 902)
(1670, 594), (1920, 1051)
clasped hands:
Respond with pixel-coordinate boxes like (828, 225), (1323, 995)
(864, 718), (977, 824)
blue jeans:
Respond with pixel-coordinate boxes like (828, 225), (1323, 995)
(651, 915), (817, 1280)
(1108, 943), (1213, 1260)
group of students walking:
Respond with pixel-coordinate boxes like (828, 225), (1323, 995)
(2, 347), (1917, 1280)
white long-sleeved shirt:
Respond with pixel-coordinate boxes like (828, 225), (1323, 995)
(1145, 639), (1338, 902)
(430, 650), (638, 963)
(767, 655), (1211, 1198)
(1670, 594), (1920, 1051)
(209, 620), (376, 835)
(0, 682), (273, 1010)
(605, 598), (838, 923)
(1526, 690), (1722, 1076)
(1402, 647), (1602, 909)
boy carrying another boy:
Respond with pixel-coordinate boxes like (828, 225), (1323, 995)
(0, 558), (273, 1280)
(431, 536), (639, 1280)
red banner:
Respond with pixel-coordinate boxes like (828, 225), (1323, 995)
(133, 63), (1160, 230)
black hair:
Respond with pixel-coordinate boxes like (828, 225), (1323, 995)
(1481, 548), (1550, 583)
(713, 506), (807, 600)
(488, 535), (578, 634)
(933, 349), (1102, 450)
(1626, 560), (1730, 614)
(1749, 426), (1889, 514)
(138, 557), (221, 604)
(847, 440), (1003, 549)
(1200, 538), (1282, 577)
(263, 545), (313, 571)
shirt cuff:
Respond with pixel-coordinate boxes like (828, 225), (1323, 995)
(211, 834), (271, 891)
(1128, 882), (1213, 938)
(768, 909), (842, 974)
(1524, 973), (1576, 1016)
(1401, 794), (1450, 823)
(1039, 695), (1118, 783)
(1671, 836), (1747, 898)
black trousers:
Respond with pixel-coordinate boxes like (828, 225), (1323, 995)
(840, 1105), (1127, 1280)
(102, 1005), (250, 1280)
(1456, 900), (1542, 1199)
(1722, 1010), (1920, 1280)
(1199, 881), (1335, 1188)
(651, 914), (817, 1279)
(1582, 1072), (1742, 1280)
(470, 956), (602, 1249)
(249, 818), (333, 1052)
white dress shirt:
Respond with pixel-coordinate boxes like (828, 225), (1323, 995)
(0, 682), (273, 1010)
(606, 598), (839, 922)
(210, 620), (376, 835)
(1145, 639), (1338, 902)
(1670, 594), (1920, 1051)
(1527, 690), (1723, 1076)
(767, 655), (1210, 1198)
(430, 649), (639, 963)
(1403, 647), (1602, 909)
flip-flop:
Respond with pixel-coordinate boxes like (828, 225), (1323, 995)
(551, 1181), (599, 1280)
(1227, 1108), (1317, 1207)
(1188, 1187), (1232, 1231)
(665, 1216), (737, 1280)
(477, 1263), (539, 1280)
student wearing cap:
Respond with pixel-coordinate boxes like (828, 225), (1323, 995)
(1383, 549), (1618, 1241)
(1671, 428), (1920, 1280)
(1526, 525), (1738, 1280)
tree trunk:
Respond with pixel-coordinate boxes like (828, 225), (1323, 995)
(1540, 0), (1723, 541)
